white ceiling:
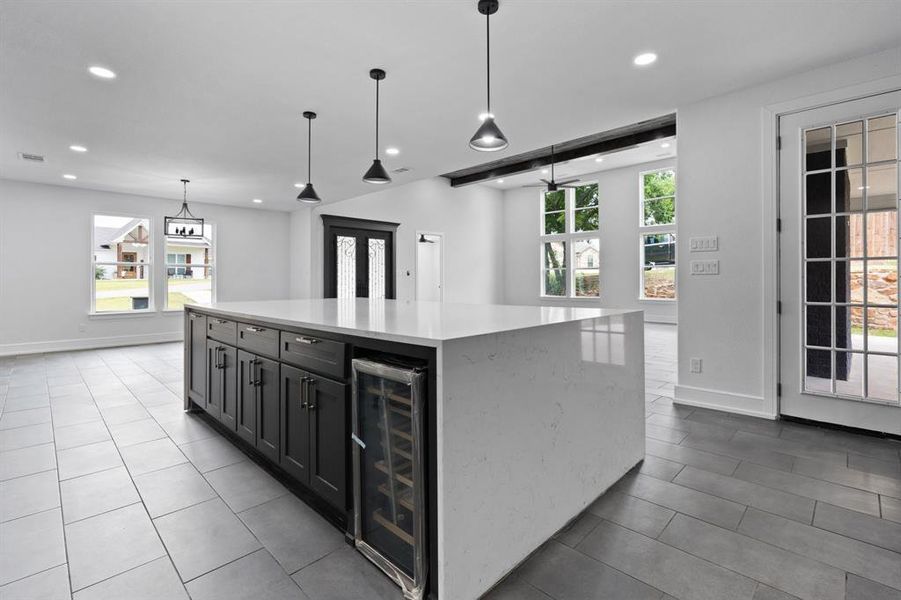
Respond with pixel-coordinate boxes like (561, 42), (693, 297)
(1, 1), (899, 211)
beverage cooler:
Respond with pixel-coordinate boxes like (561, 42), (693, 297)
(351, 358), (427, 600)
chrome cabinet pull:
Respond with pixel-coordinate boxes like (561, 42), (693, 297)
(295, 336), (320, 345)
(307, 378), (317, 411)
(213, 318), (228, 324)
(245, 326), (264, 333)
(300, 377), (309, 409)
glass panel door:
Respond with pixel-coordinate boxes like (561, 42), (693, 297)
(801, 112), (899, 403)
(324, 222), (395, 299)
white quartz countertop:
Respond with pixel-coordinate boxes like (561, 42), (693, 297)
(190, 299), (641, 346)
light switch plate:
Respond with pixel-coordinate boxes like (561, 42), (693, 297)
(690, 358), (702, 373)
(689, 236), (718, 252)
(690, 260), (719, 275)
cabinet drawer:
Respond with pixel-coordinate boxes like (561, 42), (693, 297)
(207, 317), (237, 345)
(280, 332), (347, 380)
(237, 323), (279, 358)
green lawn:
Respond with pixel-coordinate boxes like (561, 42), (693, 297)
(851, 326), (897, 338)
(96, 278), (209, 291)
(95, 292), (195, 312)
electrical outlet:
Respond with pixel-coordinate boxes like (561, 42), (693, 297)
(689, 236), (718, 252)
(690, 259), (719, 275)
(690, 358), (702, 373)
(78, 323), (86, 333)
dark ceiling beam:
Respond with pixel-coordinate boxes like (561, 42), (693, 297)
(442, 113), (676, 187)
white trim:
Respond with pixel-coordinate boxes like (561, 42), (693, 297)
(0, 331), (183, 357)
(674, 384), (775, 419)
(88, 310), (155, 318)
(645, 314), (677, 325)
(762, 74), (901, 422)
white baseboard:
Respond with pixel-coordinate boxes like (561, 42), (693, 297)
(645, 314), (677, 325)
(674, 384), (776, 420)
(0, 332), (184, 357)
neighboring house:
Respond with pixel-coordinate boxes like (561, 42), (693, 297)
(94, 219), (211, 280)
(94, 219), (150, 279)
(574, 244), (598, 269)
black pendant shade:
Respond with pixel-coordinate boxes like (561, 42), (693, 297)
(363, 68), (391, 184)
(297, 111), (322, 204)
(469, 115), (508, 151)
(470, 0), (508, 152)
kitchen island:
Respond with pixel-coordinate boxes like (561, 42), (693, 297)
(183, 299), (644, 600)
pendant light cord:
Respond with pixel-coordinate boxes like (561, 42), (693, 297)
(307, 116), (312, 182)
(486, 11), (491, 114)
(374, 77), (380, 159)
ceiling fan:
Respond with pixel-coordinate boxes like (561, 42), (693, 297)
(523, 145), (580, 192)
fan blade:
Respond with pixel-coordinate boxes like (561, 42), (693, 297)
(540, 179), (552, 185)
(521, 184), (546, 188)
(556, 178), (580, 185)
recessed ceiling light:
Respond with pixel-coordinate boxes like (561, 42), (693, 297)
(69, 145), (88, 153)
(62, 174), (77, 180)
(252, 198), (263, 204)
(633, 52), (657, 66)
(660, 142), (671, 148)
(88, 66), (116, 79)
(294, 183), (305, 188)
(497, 179), (505, 184)
(385, 147), (400, 156)
(595, 157), (604, 163)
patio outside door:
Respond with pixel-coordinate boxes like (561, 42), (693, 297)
(778, 91), (900, 433)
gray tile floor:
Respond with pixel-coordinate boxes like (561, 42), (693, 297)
(0, 325), (899, 600)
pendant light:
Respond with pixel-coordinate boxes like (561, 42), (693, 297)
(363, 68), (391, 184)
(165, 179), (204, 238)
(469, 0), (508, 152)
(297, 111), (322, 204)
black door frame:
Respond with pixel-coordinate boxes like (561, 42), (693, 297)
(322, 215), (399, 299)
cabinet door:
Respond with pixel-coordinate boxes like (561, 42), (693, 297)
(255, 357), (280, 462)
(308, 375), (347, 509)
(188, 313), (207, 403)
(219, 345), (238, 431)
(279, 364), (310, 483)
(236, 350), (257, 445)
(204, 340), (222, 420)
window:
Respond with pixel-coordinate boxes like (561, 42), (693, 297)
(92, 215), (152, 313)
(639, 169), (676, 299)
(165, 224), (214, 310)
(540, 183), (600, 297)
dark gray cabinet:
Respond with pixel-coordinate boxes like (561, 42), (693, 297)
(280, 364), (347, 510)
(308, 374), (347, 509)
(237, 349), (280, 462)
(206, 341), (237, 429)
(280, 364), (310, 481)
(188, 312), (207, 403)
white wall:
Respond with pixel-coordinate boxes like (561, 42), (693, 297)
(503, 158), (678, 323)
(300, 177), (505, 304)
(0, 179), (291, 354)
(675, 45), (901, 417)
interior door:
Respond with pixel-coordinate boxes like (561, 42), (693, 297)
(415, 233), (443, 302)
(779, 92), (900, 433)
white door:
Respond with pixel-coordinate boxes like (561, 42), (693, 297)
(416, 233), (443, 302)
(779, 91), (900, 433)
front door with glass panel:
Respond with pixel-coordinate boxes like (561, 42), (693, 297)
(779, 92), (900, 432)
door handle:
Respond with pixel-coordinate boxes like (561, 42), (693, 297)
(300, 377), (309, 409)
(307, 378), (317, 411)
(253, 359), (262, 387)
(217, 347), (225, 369)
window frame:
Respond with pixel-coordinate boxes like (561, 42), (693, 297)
(90, 213), (154, 316)
(638, 168), (678, 302)
(539, 183), (601, 299)
(163, 223), (216, 312)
